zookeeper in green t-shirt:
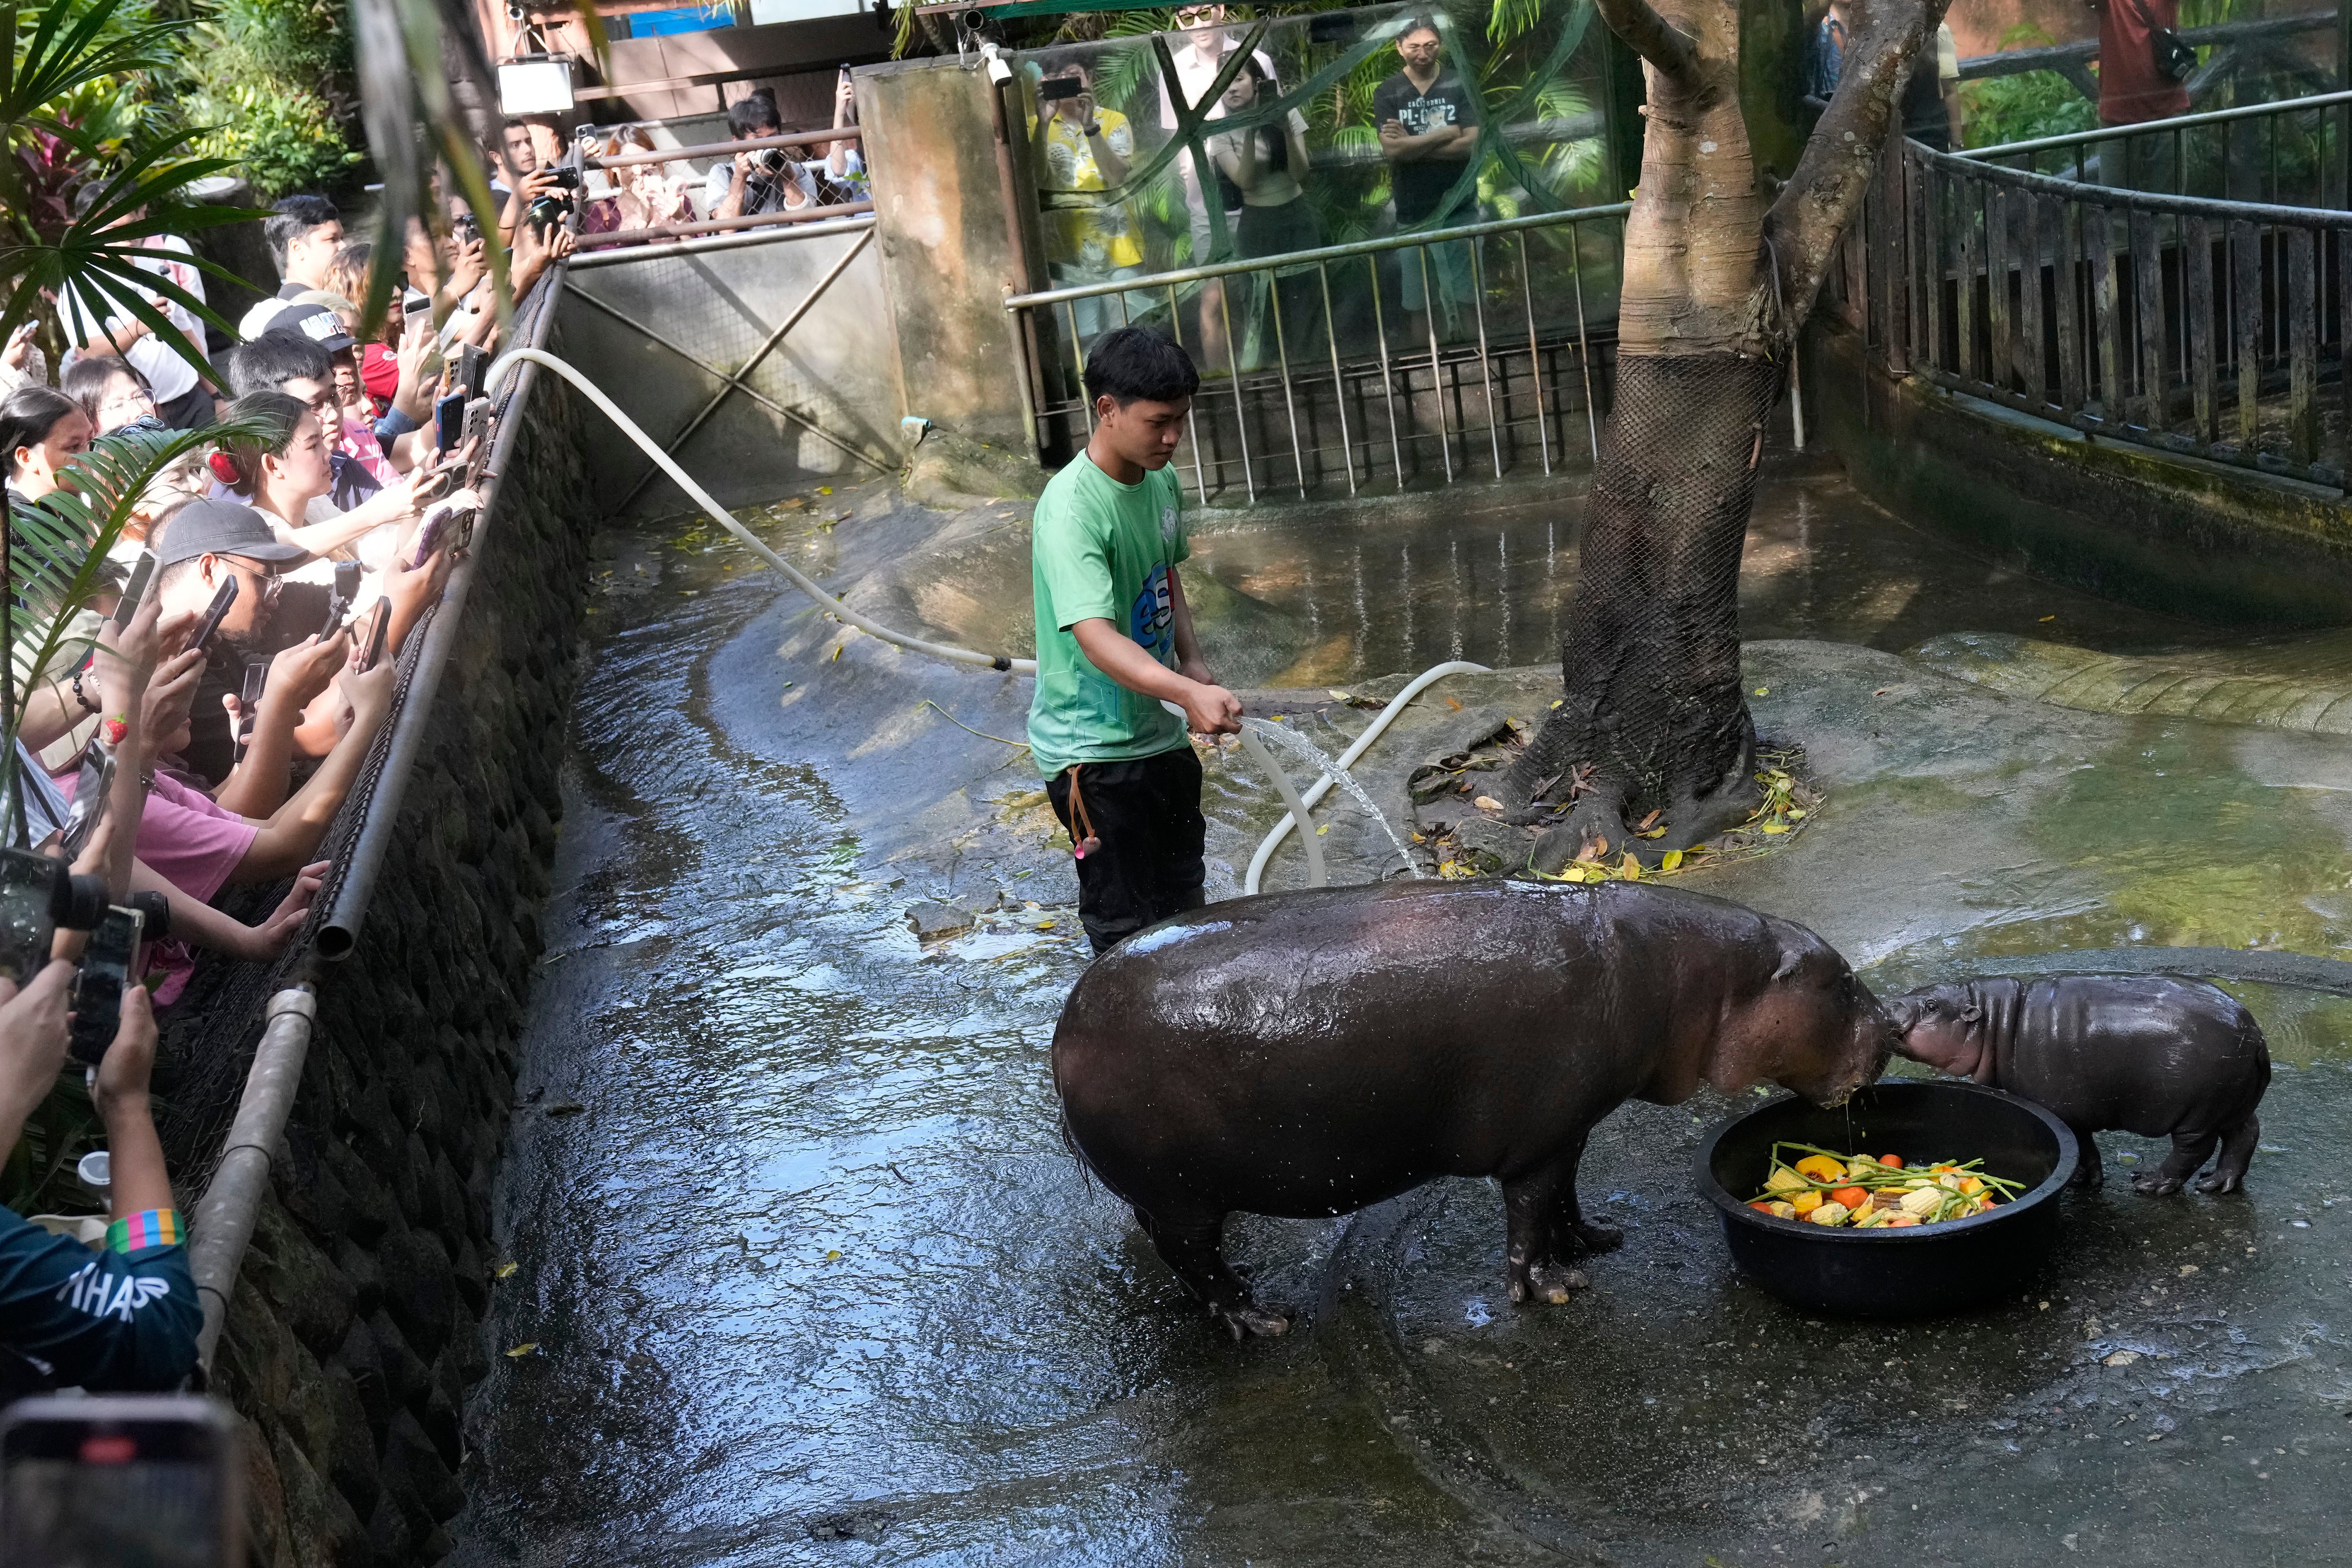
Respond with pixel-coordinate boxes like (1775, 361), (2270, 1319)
(1029, 326), (1243, 955)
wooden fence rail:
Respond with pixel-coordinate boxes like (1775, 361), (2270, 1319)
(1836, 103), (2352, 488)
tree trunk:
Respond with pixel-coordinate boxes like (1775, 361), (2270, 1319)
(1512, 353), (1784, 868)
(1502, 0), (1945, 872)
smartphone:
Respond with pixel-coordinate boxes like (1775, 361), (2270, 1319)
(433, 390), (466, 457)
(458, 395), (492, 479)
(110, 552), (157, 630)
(59, 741), (115, 863)
(457, 343), (488, 403)
(321, 560), (362, 639)
(0, 1395), (244, 1566)
(190, 575), (238, 655)
(405, 504), (453, 571)
(235, 659), (268, 756)
(66, 904), (143, 1069)
(362, 596), (393, 672)
(1039, 75), (1083, 101)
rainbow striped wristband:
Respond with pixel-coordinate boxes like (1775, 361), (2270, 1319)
(106, 1209), (180, 1254)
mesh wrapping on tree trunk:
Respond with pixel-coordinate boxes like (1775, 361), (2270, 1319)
(1514, 352), (1785, 824)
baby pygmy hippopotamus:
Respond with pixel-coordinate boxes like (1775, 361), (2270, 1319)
(1889, 975), (2269, 1195)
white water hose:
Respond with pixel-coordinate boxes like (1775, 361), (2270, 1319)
(1241, 661), (1490, 895)
(486, 347), (1039, 673)
(484, 347), (1486, 897)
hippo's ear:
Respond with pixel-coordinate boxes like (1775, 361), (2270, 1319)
(1770, 949), (1806, 984)
(1959, 1003), (1984, 1027)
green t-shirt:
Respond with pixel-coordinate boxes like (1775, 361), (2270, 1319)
(1027, 454), (1191, 778)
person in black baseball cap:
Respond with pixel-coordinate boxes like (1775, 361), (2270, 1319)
(267, 301), (355, 357)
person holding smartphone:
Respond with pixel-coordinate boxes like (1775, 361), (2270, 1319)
(1033, 62), (1148, 345)
(0, 972), (197, 1399)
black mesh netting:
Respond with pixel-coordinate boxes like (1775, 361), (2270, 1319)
(151, 277), (564, 1195)
(1515, 351), (1786, 819)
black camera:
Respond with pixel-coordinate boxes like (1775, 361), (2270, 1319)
(546, 165), (581, 190)
(0, 847), (109, 987)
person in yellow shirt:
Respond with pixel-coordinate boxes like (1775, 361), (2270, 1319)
(1036, 62), (1152, 341)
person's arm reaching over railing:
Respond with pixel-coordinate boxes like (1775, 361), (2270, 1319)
(223, 659), (396, 886)
(215, 632), (350, 818)
(126, 857), (325, 963)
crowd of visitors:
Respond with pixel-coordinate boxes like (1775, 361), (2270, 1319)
(0, 142), (559, 1400)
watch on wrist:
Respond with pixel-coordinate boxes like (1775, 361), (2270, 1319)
(1083, 121), (1102, 138)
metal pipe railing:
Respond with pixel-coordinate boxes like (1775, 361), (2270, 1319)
(1005, 202), (1632, 308)
(565, 213), (875, 271)
(1011, 201), (1627, 501)
(190, 987), (316, 1373)
(1956, 87), (2352, 163)
(587, 128), (860, 169)
(573, 200), (874, 252)
(316, 259), (571, 959)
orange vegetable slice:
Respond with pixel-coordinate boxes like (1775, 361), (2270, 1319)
(1830, 1186), (1869, 1210)
(1878, 1153), (1903, 1167)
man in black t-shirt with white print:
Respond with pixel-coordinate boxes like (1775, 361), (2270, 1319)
(1374, 19), (1482, 333)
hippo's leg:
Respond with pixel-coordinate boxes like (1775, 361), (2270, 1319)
(1551, 1134), (1624, 1255)
(2070, 1131), (2103, 1188)
(2133, 1130), (2219, 1196)
(1501, 1161), (1593, 1308)
(2196, 1115), (2259, 1194)
(1135, 1209), (1290, 1340)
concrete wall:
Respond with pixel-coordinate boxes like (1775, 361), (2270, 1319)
(554, 224), (903, 515)
(210, 377), (596, 1566)
(858, 58), (1039, 449)
(1805, 319), (2352, 626)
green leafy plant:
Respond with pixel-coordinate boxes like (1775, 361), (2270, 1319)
(3, 0), (260, 390)
(173, 0), (364, 199)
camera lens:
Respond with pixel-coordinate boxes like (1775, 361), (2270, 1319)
(54, 872), (107, 932)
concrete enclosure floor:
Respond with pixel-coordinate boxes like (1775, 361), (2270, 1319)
(448, 467), (2352, 1568)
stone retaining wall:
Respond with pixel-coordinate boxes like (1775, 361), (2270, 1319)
(1804, 316), (2352, 626)
(208, 377), (594, 1565)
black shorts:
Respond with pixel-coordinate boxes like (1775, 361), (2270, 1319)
(1047, 746), (1207, 956)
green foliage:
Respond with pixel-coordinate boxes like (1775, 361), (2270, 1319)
(1958, 27), (2099, 150)
(4, 0), (258, 391)
(172, 0), (363, 198)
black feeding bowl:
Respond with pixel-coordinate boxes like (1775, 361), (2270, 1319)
(1696, 1079), (2079, 1318)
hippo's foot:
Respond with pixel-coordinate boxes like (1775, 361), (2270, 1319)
(2069, 1159), (2103, 1189)
(1509, 1261), (1591, 1307)
(1213, 1300), (1291, 1340)
(1567, 1219), (1624, 1254)
(2192, 1169), (2243, 1195)
(2131, 1171), (2185, 1197)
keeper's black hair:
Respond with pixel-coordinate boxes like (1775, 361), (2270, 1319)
(1082, 327), (1200, 407)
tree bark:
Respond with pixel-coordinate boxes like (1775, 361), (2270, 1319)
(1501, 0), (1947, 872)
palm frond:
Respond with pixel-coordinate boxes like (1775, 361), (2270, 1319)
(7, 425), (250, 729)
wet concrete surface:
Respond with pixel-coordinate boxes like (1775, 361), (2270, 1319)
(450, 471), (2352, 1566)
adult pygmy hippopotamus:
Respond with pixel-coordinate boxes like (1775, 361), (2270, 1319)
(1889, 975), (2269, 1195)
(1052, 878), (1893, 1339)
